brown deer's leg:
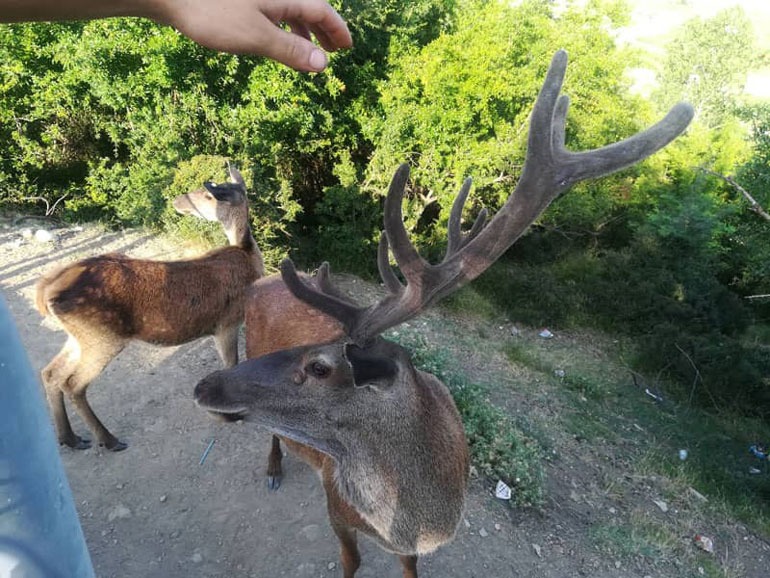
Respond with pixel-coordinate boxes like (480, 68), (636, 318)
(62, 338), (126, 451)
(330, 522), (360, 578)
(399, 555), (418, 578)
(41, 337), (90, 449)
(214, 324), (239, 369)
(266, 435), (283, 490)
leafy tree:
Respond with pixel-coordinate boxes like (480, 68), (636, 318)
(654, 8), (758, 128)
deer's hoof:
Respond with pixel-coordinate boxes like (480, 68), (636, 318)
(103, 439), (128, 452)
(61, 436), (91, 450)
(267, 475), (282, 491)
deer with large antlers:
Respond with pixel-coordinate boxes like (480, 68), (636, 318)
(194, 51), (693, 577)
(37, 166), (263, 451)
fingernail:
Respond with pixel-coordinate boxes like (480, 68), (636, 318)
(309, 49), (327, 71)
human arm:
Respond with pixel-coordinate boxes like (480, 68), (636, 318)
(0, 0), (352, 72)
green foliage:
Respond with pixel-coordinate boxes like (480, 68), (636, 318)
(392, 331), (544, 507)
(655, 7), (759, 128)
(365, 0), (645, 243)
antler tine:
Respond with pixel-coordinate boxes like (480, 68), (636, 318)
(444, 177), (488, 261)
(446, 177), (473, 256)
(280, 259), (361, 334)
(527, 49), (568, 164)
(377, 232), (404, 293)
(383, 163), (427, 281)
(553, 102), (694, 188)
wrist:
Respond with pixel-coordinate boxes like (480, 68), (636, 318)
(128, 0), (175, 24)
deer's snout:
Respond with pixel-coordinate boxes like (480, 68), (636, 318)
(194, 372), (247, 415)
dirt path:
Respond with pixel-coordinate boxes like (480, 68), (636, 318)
(1, 221), (766, 577)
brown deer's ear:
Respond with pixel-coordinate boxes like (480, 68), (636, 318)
(344, 343), (398, 389)
(228, 165), (246, 188)
(203, 181), (236, 202)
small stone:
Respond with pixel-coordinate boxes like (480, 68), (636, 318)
(170, 530), (181, 539)
(463, 518), (471, 528)
(116, 483), (124, 490)
(479, 527), (489, 537)
(615, 560), (621, 569)
(653, 499), (669, 513)
(301, 524), (321, 542)
(20, 228), (33, 239)
(510, 326), (521, 337)
(532, 543), (542, 558)
(191, 552), (203, 564)
(159, 495), (167, 503)
(569, 490), (580, 503)
(608, 507), (616, 514)
(494, 523), (501, 531)
(327, 562), (336, 570)
(107, 504), (132, 522)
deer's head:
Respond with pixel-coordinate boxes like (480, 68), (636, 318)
(172, 166), (249, 242)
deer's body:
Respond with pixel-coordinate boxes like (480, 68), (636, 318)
(38, 247), (258, 345)
(38, 166), (261, 451)
(196, 52), (693, 577)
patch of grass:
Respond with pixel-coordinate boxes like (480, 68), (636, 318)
(590, 517), (674, 561)
(502, 341), (607, 400)
(442, 285), (499, 321)
(389, 331), (544, 507)
(503, 327), (770, 535)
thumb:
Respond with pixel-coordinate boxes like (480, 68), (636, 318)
(260, 22), (328, 72)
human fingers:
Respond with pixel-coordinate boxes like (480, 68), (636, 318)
(262, 0), (352, 51)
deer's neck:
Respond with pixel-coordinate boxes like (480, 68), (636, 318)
(225, 221), (264, 278)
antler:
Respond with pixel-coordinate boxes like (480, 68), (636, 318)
(281, 50), (694, 346)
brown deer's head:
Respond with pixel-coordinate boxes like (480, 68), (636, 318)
(194, 50), (693, 557)
(172, 165), (251, 247)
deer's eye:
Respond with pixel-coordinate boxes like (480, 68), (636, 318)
(309, 361), (330, 379)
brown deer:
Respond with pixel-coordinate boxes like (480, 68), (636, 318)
(36, 166), (263, 451)
(194, 51), (693, 577)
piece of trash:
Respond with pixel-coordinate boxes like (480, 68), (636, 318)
(749, 466), (761, 475)
(653, 499), (669, 513)
(644, 388), (664, 403)
(495, 480), (512, 500)
(679, 449), (688, 461)
(20, 228), (33, 239)
(33, 229), (54, 243)
(688, 487), (708, 503)
(199, 438), (216, 465)
(749, 444), (767, 460)
(538, 329), (554, 339)
(554, 369), (565, 378)
(532, 543), (542, 558)
(693, 534), (714, 553)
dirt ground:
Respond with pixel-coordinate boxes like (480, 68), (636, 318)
(2, 219), (768, 578)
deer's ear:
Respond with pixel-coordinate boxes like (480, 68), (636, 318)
(203, 182), (233, 201)
(228, 165), (246, 188)
(344, 343), (398, 389)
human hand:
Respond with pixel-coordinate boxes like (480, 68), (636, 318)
(154, 0), (352, 72)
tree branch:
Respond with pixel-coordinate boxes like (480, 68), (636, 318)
(696, 167), (770, 222)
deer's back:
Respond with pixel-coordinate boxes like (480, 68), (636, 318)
(245, 273), (343, 359)
(42, 247), (258, 345)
